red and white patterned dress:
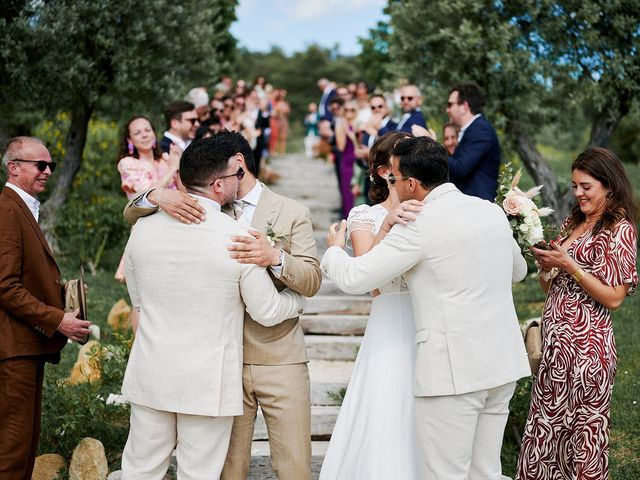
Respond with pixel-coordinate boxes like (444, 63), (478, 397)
(517, 218), (638, 480)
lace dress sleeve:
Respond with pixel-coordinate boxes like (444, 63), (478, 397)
(346, 204), (380, 248)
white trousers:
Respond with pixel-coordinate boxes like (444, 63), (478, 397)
(122, 403), (234, 480)
(415, 381), (516, 480)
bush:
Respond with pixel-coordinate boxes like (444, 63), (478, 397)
(39, 333), (133, 469)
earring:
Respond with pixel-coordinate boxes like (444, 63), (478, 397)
(152, 140), (157, 149)
(127, 142), (134, 155)
(606, 191), (613, 199)
(369, 174), (374, 182)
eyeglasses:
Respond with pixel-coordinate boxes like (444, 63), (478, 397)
(344, 108), (356, 112)
(370, 104), (385, 110)
(400, 96), (414, 101)
(447, 102), (459, 107)
(184, 118), (198, 125)
(209, 167), (245, 185)
(386, 174), (412, 185)
(12, 159), (57, 173)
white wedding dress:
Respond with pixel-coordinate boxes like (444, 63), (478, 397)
(319, 203), (419, 480)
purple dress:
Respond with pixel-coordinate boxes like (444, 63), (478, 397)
(339, 125), (355, 219)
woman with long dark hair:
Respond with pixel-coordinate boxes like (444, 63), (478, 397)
(517, 147), (638, 479)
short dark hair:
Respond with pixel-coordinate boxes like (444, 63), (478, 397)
(179, 134), (237, 188)
(164, 100), (195, 130)
(392, 136), (449, 189)
(450, 83), (485, 115)
(215, 129), (256, 176)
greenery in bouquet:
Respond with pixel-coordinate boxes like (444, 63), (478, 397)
(496, 163), (554, 260)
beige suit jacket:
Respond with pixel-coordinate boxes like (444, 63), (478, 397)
(123, 184), (321, 365)
(322, 183), (531, 397)
(121, 203), (305, 417)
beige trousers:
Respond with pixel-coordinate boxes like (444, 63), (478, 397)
(122, 403), (233, 480)
(415, 381), (517, 480)
(221, 363), (311, 480)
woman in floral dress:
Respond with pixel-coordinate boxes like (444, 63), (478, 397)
(517, 147), (638, 479)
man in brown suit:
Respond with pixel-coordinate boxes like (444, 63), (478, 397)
(123, 131), (322, 479)
(0, 137), (91, 480)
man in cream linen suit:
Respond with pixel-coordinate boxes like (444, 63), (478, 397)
(322, 137), (531, 479)
(121, 137), (305, 480)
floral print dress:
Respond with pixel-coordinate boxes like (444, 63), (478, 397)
(517, 219), (637, 479)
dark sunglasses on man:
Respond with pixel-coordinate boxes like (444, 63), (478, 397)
(209, 167), (245, 186)
(13, 159), (57, 173)
(184, 118), (198, 125)
(386, 174), (412, 185)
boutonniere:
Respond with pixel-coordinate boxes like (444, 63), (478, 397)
(265, 222), (289, 247)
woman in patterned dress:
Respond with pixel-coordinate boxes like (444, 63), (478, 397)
(114, 116), (180, 282)
(517, 147), (638, 479)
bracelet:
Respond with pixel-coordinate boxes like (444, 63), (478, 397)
(571, 268), (585, 284)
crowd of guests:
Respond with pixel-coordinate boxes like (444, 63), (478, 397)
(308, 79), (498, 220)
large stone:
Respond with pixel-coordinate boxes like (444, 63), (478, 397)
(32, 454), (67, 480)
(107, 298), (131, 331)
(69, 437), (108, 480)
(66, 340), (102, 385)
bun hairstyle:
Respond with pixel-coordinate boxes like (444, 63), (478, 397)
(568, 147), (638, 235)
(368, 132), (412, 204)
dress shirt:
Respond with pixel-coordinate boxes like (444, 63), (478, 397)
(5, 182), (40, 221)
(319, 85), (334, 118)
(162, 131), (189, 151)
(236, 181), (284, 275)
(457, 114), (482, 142)
(189, 194), (221, 212)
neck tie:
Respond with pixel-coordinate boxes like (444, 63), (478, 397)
(233, 200), (248, 225)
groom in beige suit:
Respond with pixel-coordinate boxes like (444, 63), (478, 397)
(322, 137), (531, 479)
(124, 130), (321, 479)
(121, 136), (306, 479)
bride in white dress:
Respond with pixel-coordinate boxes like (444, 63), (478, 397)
(319, 132), (421, 480)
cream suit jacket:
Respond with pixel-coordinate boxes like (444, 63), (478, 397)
(124, 184), (322, 365)
(122, 202), (305, 417)
(321, 183), (531, 397)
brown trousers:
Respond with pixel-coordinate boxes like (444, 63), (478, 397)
(221, 363), (311, 480)
(0, 357), (45, 480)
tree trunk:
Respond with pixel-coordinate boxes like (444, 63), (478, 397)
(40, 104), (93, 249)
(507, 118), (573, 225)
(588, 106), (619, 148)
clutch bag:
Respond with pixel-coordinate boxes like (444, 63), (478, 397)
(522, 318), (542, 375)
(64, 267), (89, 344)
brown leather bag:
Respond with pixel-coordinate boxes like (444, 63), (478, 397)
(522, 318), (542, 375)
(64, 267), (89, 344)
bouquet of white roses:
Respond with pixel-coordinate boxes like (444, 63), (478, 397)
(495, 162), (554, 259)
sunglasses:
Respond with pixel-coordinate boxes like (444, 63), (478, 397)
(211, 108), (223, 113)
(210, 167), (245, 185)
(184, 118), (198, 125)
(370, 104), (385, 110)
(344, 108), (357, 112)
(447, 101), (460, 107)
(386, 174), (412, 185)
(400, 96), (414, 101)
(13, 159), (57, 173)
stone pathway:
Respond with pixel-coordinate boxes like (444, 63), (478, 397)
(247, 153), (371, 479)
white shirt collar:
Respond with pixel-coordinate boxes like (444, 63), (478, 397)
(6, 182), (40, 221)
(458, 113), (482, 141)
(189, 194), (221, 212)
(239, 181), (262, 207)
(163, 131), (188, 151)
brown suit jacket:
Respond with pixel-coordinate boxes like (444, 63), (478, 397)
(124, 184), (322, 365)
(0, 187), (67, 362)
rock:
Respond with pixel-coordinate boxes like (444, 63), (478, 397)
(69, 438), (108, 480)
(31, 453), (67, 480)
(66, 340), (102, 385)
(107, 298), (131, 331)
(106, 471), (122, 480)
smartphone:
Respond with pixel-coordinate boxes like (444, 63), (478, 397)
(534, 241), (552, 250)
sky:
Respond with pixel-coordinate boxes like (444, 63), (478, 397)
(230, 0), (388, 56)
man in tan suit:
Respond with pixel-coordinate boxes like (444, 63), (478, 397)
(0, 137), (91, 480)
(124, 130), (321, 479)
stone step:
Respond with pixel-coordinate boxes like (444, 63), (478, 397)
(301, 314), (368, 335)
(308, 359), (354, 406)
(251, 440), (329, 457)
(253, 405), (340, 440)
(317, 278), (346, 296)
(306, 295), (371, 315)
(304, 335), (362, 361)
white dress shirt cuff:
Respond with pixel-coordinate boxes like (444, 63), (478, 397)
(269, 250), (285, 277)
(135, 191), (158, 209)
